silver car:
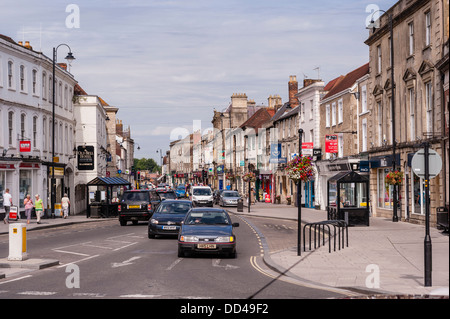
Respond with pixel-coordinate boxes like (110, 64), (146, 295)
(219, 191), (241, 207)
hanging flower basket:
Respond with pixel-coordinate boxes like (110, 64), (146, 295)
(385, 170), (404, 186)
(286, 155), (314, 183)
(243, 172), (256, 182)
(225, 172), (236, 182)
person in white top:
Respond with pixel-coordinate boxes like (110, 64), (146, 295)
(61, 193), (70, 219)
(3, 188), (12, 224)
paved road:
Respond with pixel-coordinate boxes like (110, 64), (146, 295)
(0, 214), (345, 300)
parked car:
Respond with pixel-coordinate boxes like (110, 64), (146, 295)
(190, 186), (214, 207)
(175, 185), (187, 198)
(219, 191), (241, 207)
(177, 208), (239, 258)
(118, 190), (152, 226)
(148, 200), (193, 238)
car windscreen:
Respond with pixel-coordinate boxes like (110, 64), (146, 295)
(156, 202), (192, 214)
(223, 192), (239, 197)
(185, 211), (230, 225)
(192, 188), (212, 196)
(158, 192), (177, 200)
(121, 192), (149, 202)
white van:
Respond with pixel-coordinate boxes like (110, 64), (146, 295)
(190, 186), (214, 207)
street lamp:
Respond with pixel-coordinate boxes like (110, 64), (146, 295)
(371, 10), (398, 222)
(297, 129), (303, 256)
(51, 44), (75, 219)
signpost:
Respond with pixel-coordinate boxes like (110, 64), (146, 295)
(411, 144), (442, 287)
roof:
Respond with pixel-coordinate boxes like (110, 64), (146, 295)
(271, 102), (299, 122)
(240, 107), (276, 130)
(87, 177), (131, 186)
(328, 171), (369, 183)
(322, 63), (369, 100)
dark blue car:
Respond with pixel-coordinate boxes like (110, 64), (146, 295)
(177, 208), (239, 258)
(148, 200), (192, 238)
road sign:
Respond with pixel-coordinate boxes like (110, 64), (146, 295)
(411, 148), (442, 179)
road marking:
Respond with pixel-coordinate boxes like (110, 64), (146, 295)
(111, 256), (141, 268)
(18, 291), (57, 296)
(166, 258), (183, 271)
(0, 275), (33, 285)
(72, 292), (106, 298)
(120, 294), (161, 298)
(57, 254), (100, 268)
(53, 250), (91, 257)
(212, 259), (239, 270)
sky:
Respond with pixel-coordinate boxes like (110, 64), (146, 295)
(1, 0), (396, 164)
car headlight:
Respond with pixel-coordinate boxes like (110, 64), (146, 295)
(150, 219), (158, 224)
(215, 236), (234, 243)
(180, 236), (199, 242)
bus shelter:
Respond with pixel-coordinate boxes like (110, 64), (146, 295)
(86, 177), (131, 218)
(327, 171), (370, 226)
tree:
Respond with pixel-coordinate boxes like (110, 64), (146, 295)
(134, 158), (161, 173)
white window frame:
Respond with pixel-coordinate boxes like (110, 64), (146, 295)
(408, 22), (414, 56)
(326, 104), (330, 127)
(338, 98), (343, 124)
(425, 11), (431, 47)
(331, 102), (336, 126)
(409, 88), (415, 141)
(425, 82), (433, 135)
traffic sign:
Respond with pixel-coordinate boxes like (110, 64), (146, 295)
(411, 148), (442, 179)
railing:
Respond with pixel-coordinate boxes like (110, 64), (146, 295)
(303, 220), (348, 253)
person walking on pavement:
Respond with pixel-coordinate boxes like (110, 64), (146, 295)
(34, 194), (43, 224)
(24, 194), (33, 224)
(61, 193), (70, 219)
(2, 188), (12, 224)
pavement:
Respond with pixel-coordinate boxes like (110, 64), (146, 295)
(231, 202), (449, 298)
(0, 205), (449, 298)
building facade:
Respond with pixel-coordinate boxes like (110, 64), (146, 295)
(0, 35), (77, 217)
(365, 0), (448, 225)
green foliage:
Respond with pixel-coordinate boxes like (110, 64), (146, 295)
(133, 158), (161, 173)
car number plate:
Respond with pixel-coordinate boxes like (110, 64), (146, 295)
(128, 205), (140, 209)
(197, 244), (216, 249)
(162, 226), (177, 230)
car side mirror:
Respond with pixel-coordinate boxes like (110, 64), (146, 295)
(232, 223), (239, 227)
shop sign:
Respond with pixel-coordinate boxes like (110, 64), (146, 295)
(77, 145), (95, 170)
(325, 135), (338, 153)
(19, 140), (31, 153)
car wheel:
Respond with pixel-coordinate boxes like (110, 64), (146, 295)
(119, 219), (127, 226)
(148, 232), (156, 239)
(177, 246), (185, 258)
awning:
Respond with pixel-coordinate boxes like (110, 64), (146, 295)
(87, 177), (131, 186)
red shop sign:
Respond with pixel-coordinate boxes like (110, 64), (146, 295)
(19, 140), (31, 153)
(325, 135), (338, 153)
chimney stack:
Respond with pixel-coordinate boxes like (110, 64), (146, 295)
(288, 76), (299, 108)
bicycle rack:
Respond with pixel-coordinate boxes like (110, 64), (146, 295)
(303, 220), (348, 253)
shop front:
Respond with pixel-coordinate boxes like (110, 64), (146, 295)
(1, 160), (45, 219)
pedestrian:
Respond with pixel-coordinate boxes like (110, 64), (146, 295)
(34, 194), (43, 224)
(61, 193), (70, 219)
(2, 188), (12, 224)
(24, 194), (33, 224)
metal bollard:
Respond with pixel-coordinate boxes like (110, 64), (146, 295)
(8, 223), (28, 261)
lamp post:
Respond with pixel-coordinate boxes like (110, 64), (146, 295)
(297, 129), (303, 256)
(371, 10), (398, 222)
(51, 44), (75, 219)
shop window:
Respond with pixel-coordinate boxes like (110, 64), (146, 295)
(377, 168), (393, 209)
(19, 170), (31, 209)
(0, 171), (5, 209)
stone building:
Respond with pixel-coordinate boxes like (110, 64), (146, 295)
(365, 0), (448, 225)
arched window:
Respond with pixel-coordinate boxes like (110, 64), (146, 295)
(42, 72), (47, 100)
(7, 61), (14, 88)
(8, 111), (14, 145)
